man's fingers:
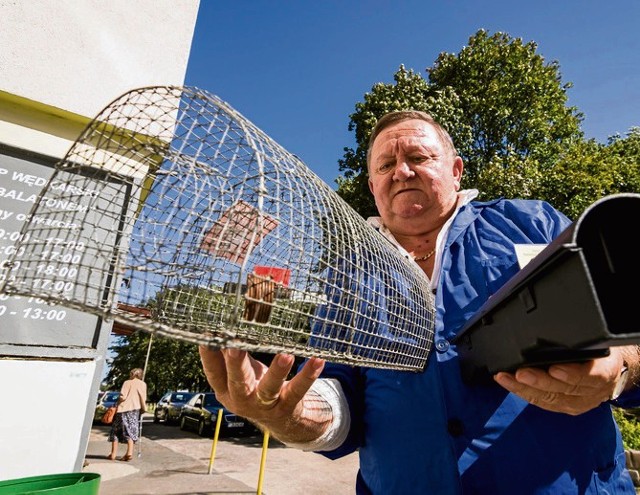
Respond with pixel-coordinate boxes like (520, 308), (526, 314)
(496, 365), (594, 396)
(222, 348), (255, 396)
(282, 357), (325, 405)
(199, 346), (228, 393)
(203, 349), (324, 419)
(254, 354), (295, 405)
(252, 355), (324, 410)
(494, 362), (612, 415)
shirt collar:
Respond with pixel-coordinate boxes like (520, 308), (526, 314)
(366, 189), (479, 289)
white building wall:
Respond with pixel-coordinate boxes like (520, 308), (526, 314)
(0, 0), (200, 480)
(0, 360), (96, 480)
(1, 0), (199, 118)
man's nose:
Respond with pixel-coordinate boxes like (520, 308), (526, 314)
(392, 161), (415, 181)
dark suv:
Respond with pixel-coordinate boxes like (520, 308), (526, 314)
(179, 392), (258, 437)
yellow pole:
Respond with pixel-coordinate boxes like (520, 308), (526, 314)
(207, 408), (224, 474)
(256, 429), (270, 495)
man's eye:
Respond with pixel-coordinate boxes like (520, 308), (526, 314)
(411, 156), (429, 164)
(377, 162), (394, 174)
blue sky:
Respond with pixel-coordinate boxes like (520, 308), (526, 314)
(185, 1), (640, 188)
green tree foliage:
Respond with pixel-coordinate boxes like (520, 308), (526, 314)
(539, 127), (640, 219)
(613, 407), (640, 450)
(428, 30), (583, 186)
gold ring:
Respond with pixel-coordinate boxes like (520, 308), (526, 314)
(256, 391), (279, 407)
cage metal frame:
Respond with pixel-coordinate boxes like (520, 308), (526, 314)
(0, 86), (435, 371)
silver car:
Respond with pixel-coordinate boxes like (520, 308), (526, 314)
(153, 391), (194, 424)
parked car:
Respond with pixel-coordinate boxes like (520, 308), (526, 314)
(179, 392), (257, 437)
(153, 391), (195, 424)
(93, 390), (120, 423)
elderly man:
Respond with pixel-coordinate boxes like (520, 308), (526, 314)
(200, 111), (639, 494)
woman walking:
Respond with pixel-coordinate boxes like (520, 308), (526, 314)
(107, 367), (147, 461)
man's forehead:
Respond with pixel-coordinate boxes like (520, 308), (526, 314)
(381, 119), (432, 134)
(373, 122), (440, 153)
(376, 135), (425, 151)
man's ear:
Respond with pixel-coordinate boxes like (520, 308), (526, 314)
(368, 178), (374, 195)
(453, 156), (464, 191)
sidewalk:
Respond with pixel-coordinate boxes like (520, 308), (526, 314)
(82, 417), (358, 495)
(82, 424), (262, 495)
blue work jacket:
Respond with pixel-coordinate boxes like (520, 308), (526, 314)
(317, 198), (637, 494)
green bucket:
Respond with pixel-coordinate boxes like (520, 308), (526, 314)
(0, 473), (100, 495)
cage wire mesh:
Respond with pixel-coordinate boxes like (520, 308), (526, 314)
(0, 86), (435, 371)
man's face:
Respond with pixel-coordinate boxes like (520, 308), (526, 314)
(368, 119), (463, 234)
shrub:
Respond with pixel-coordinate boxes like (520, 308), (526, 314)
(613, 407), (640, 450)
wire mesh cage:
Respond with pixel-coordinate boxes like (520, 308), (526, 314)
(0, 86), (435, 370)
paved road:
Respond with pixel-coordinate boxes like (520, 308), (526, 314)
(84, 415), (359, 494)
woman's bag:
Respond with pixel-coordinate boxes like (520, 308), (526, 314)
(102, 406), (117, 425)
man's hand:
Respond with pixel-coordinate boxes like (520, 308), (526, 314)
(199, 346), (329, 443)
(494, 346), (635, 415)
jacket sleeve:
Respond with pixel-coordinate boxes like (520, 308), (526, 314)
(315, 363), (365, 459)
